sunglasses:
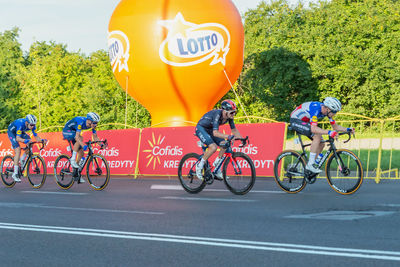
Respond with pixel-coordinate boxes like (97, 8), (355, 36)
(29, 124), (36, 127)
(228, 111), (237, 115)
(91, 122), (98, 125)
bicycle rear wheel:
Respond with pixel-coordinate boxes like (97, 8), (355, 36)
(223, 152), (256, 195)
(326, 149), (363, 195)
(54, 154), (74, 189)
(86, 154), (110, 190)
(273, 150), (307, 193)
(1, 155), (16, 188)
(177, 153), (206, 194)
(27, 155), (46, 189)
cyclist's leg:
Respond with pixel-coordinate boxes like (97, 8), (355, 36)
(210, 135), (226, 166)
(289, 118), (321, 173)
(62, 130), (80, 166)
(7, 131), (21, 181)
(19, 133), (30, 165)
(195, 126), (218, 161)
(195, 126), (217, 178)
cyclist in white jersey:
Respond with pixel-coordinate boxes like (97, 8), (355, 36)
(290, 97), (355, 173)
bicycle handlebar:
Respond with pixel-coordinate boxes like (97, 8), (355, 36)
(229, 136), (249, 148)
(328, 131), (353, 143)
(85, 139), (108, 149)
(24, 140), (47, 151)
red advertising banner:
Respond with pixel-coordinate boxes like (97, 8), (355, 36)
(0, 123), (284, 177)
(137, 123), (286, 177)
(138, 126), (199, 175)
(82, 129), (140, 175)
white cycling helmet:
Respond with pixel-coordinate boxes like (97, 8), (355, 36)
(323, 97), (342, 112)
(86, 112), (100, 123)
(26, 114), (37, 125)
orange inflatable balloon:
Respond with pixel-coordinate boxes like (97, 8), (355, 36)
(108, 0), (244, 127)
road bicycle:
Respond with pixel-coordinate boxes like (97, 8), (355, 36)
(178, 136), (256, 195)
(1, 141), (47, 188)
(53, 140), (110, 190)
(273, 129), (363, 195)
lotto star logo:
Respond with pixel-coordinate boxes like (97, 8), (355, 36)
(158, 13), (231, 67)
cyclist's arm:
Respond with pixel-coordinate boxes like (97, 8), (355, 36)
(231, 128), (242, 139)
(32, 127), (42, 142)
(15, 135), (28, 143)
(15, 128), (30, 143)
(92, 132), (100, 142)
(310, 124), (330, 135)
(332, 123), (354, 133)
(212, 130), (229, 139)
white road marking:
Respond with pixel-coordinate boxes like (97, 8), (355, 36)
(151, 185), (183, 190)
(151, 184), (283, 194)
(160, 196), (255, 202)
(21, 191), (87, 195)
(0, 202), (163, 215)
(0, 222), (400, 261)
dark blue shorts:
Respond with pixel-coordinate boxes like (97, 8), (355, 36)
(7, 132), (30, 149)
(195, 125), (225, 146)
(62, 130), (76, 144)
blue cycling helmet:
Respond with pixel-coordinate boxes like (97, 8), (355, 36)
(86, 112), (100, 123)
(26, 114), (37, 125)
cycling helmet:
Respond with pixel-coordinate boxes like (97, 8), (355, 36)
(86, 112), (100, 123)
(26, 114), (37, 125)
(323, 97), (342, 112)
(221, 100), (237, 111)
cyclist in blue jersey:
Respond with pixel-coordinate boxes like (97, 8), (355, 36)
(7, 114), (45, 182)
(62, 112), (101, 183)
(290, 97), (355, 174)
(195, 100), (243, 180)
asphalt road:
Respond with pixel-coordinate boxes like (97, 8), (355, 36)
(0, 175), (399, 267)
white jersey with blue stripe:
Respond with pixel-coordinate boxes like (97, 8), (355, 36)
(290, 102), (327, 126)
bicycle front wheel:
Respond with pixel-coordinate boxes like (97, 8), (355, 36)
(27, 155), (46, 189)
(326, 149), (363, 195)
(177, 153), (206, 194)
(1, 155), (16, 188)
(86, 154), (110, 190)
(223, 152), (256, 195)
(273, 150), (307, 193)
(54, 154), (74, 189)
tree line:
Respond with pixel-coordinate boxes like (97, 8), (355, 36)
(0, 0), (398, 130)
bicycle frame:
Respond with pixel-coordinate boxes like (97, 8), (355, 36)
(198, 138), (248, 179)
(19, 141), (46, 174)
(294, 132), (351, 176)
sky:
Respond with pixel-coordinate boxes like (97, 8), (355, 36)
(0, 0), (319, 54)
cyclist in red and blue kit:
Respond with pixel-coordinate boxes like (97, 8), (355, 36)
(290, 97), (355, 174)
(7, 115), (45, 182)
(195, 100), (243, 180)
(62, 112), (101, 183)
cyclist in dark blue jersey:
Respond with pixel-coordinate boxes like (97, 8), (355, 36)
(290, 97), (355, 174)
(195, 100), (243, 180)
(7, 114), (45, 182)
(62, 112), (101, 182)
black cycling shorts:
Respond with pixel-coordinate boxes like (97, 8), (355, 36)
(289, 118), (312, 138)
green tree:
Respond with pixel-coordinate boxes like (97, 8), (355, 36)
(242, 0), (400, 118)
(0, 28), (24, 128)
